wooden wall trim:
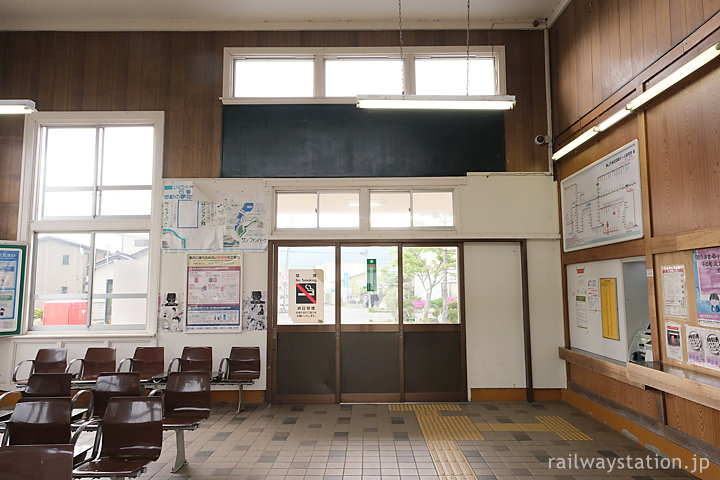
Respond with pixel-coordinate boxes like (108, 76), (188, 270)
(559, 347), (645, 389)
(651, 227), (720, 254)
(627, 362), (720, 412)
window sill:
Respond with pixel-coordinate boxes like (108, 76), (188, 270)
(11, 330), (155, 341)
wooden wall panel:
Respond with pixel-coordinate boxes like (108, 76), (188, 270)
(568, 364), (659, 419)
(646, 64), (720, 237)
(550, 0), (719, 135)
(0, 29), (548, 241)
(665, 393), (720, 447)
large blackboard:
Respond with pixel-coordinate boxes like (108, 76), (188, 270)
(221, 104), (506, 178)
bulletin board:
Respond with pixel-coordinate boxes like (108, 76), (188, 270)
(655, 249), (720, 377)
(0, 243), (27, 336)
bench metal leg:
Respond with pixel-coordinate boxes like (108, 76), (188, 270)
(171, 429), (187, 473)
(237, 384), (245, 413)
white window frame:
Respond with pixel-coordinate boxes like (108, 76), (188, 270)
(222, 46), (507, 104)
(18, 111), (164, 334)
(275, 190), (361, 230)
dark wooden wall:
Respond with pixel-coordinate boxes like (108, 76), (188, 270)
(0, 29), (548, 240)
(551, 0), (720, 453)
(551, 0), (720, 136)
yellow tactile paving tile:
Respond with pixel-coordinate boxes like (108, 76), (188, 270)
(487, 423), (522, 431)
(426, 440), (477, 480)
(536, 415), (592, 440)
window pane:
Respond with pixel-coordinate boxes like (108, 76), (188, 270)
(101, 126), (154, 186)
(92, 233), (149, 296)
(276, 193), (317, 228)
(341, 246), (398, 324)
(325, 59), (403, 97)
(370, 192), (410, 228)
(402, 246), (459, 324)
(33, 233), (92, 327)
(234, 59), (314, 97)
(319, 192), (359, 228)
(43, 191), (93, 217)
(99, 190), (152, 216)
(415, 57), (495, 95)
(91, 298), (147, 326)
(412, 191), (454, 227)
(277, 246), (336, 325)
(44, 128), (96, 187)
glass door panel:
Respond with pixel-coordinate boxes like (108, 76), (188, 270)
(402, 246), (460, 324)
(277, 246), (336, 325)
(340, 246), (399, 325)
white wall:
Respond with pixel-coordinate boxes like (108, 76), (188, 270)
(3, 173), (565, 394)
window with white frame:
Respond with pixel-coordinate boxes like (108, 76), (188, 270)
(276, 191), (360, 229)
(223, 47), (505, 102)
(21, 112), (163, 331)
(370, 190), (454, 228)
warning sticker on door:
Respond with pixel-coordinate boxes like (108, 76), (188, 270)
(289, 269), (324, 323)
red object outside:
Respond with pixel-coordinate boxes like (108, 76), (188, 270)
(42, 301), (87, 325)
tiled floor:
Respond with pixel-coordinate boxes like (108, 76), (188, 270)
(134, 402), (696, 480)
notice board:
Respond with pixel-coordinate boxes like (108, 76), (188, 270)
(0, 243), (26, 336)
(221, 104), (506, 178)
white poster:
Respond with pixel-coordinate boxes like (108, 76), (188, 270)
(664, 321), (683, 362)
(243, 290), (267, 331)
(158, 292), (185, 332)
(186, 253), (242, 332)
(161, 182), (216, 251)
(217, 191), (270, 251)
(289, 269), (324, 323)
(686, 325), (720, 371)
(575, 267), (587, 328)
(587, 278), (601, 314)
(661, 265), (688, 318)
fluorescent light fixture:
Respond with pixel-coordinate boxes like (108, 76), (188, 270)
(551, 127), (599, 161)
(626, 42), (720, 111)
(356, 95), (516, 110)
(0, 99), (36, 114)
(597, 107), (632, 131)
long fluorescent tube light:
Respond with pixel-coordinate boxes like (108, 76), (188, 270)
(626, 42), (720, 111)
(551, 127), (599, 161)
(597, 107), (632, 131)
(0, 99), (36, 114)
(356, 95), (516, 110)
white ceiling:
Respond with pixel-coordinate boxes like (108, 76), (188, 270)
(0, 0), (569, 31)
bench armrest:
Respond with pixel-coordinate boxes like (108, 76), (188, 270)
(12, 359), (34, 383)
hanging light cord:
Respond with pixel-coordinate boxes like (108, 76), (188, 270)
(466, 0), (471, 96)
(398, 0), (405, 96)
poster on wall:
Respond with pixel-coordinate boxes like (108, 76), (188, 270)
(243, 290), (267, 331)
(0, 244), (26, 336)
(686, 325), (720, 371)
(289, 269), (324, 323)
(217, 191), (270, 251)
(158, 292), (185, 332)
(661, 265), (688, 318)
(162, 182), (216, 251)
(693, 247), (720, 327)
(575, 267), (587, 329)
(587, 278), (601, 315)
(600, 278), (620, 341)
(664, 321), (683, 362)
(560, 140), (643, 252)
(186, 253), (242, 332)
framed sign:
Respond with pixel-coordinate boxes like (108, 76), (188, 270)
(0, 243), (27, 336)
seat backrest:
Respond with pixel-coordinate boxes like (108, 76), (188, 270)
(180, 346), (212, 372)
(100, 397), (163, 460)
(81, 347), (116, 380)
(91, 372), (141, 419)
(165, 372), (211, 420)
(132, 346), (165, 379)
(0, 444), (74, 480)
(33, 348), (68, 374)
(227, 346), (261, 381)
(6, 398), (71, 446)
(23, 373), (72, 398)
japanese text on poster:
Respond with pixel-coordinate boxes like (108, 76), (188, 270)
(664, 321), (683, 362)
(600, 278), (619, 341)
(575, 267), (587, 329)
(661, 265), (688, 318)
(289, 269), (324, 323)
(186, 253), (242, 332)
(693, 247), (720, 327)
(243, 290), (267, 331)
(686, 325), (720, 372)
(0, 245), (25, 335)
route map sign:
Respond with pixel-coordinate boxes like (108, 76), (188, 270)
(560, 140), (643, 252)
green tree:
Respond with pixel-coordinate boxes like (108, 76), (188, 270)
(400, 247), (457, 322)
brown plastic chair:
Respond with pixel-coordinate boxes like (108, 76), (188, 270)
(66, 347), (116, 383)
(13, 348), (68, 383)
(0, 373), (87, 422)
(150, 371), (211, 472)
(217, 346), (261, 412)
(0, 444), (74, 480)
(85, 372), (141, 421)
(72, 396), (163, 479)
(167, 346), (213, 375)
(118, 346), (165, 382)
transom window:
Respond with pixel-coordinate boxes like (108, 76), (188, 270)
(21, 112), (163, 332)
(223, 47), (506, 102)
